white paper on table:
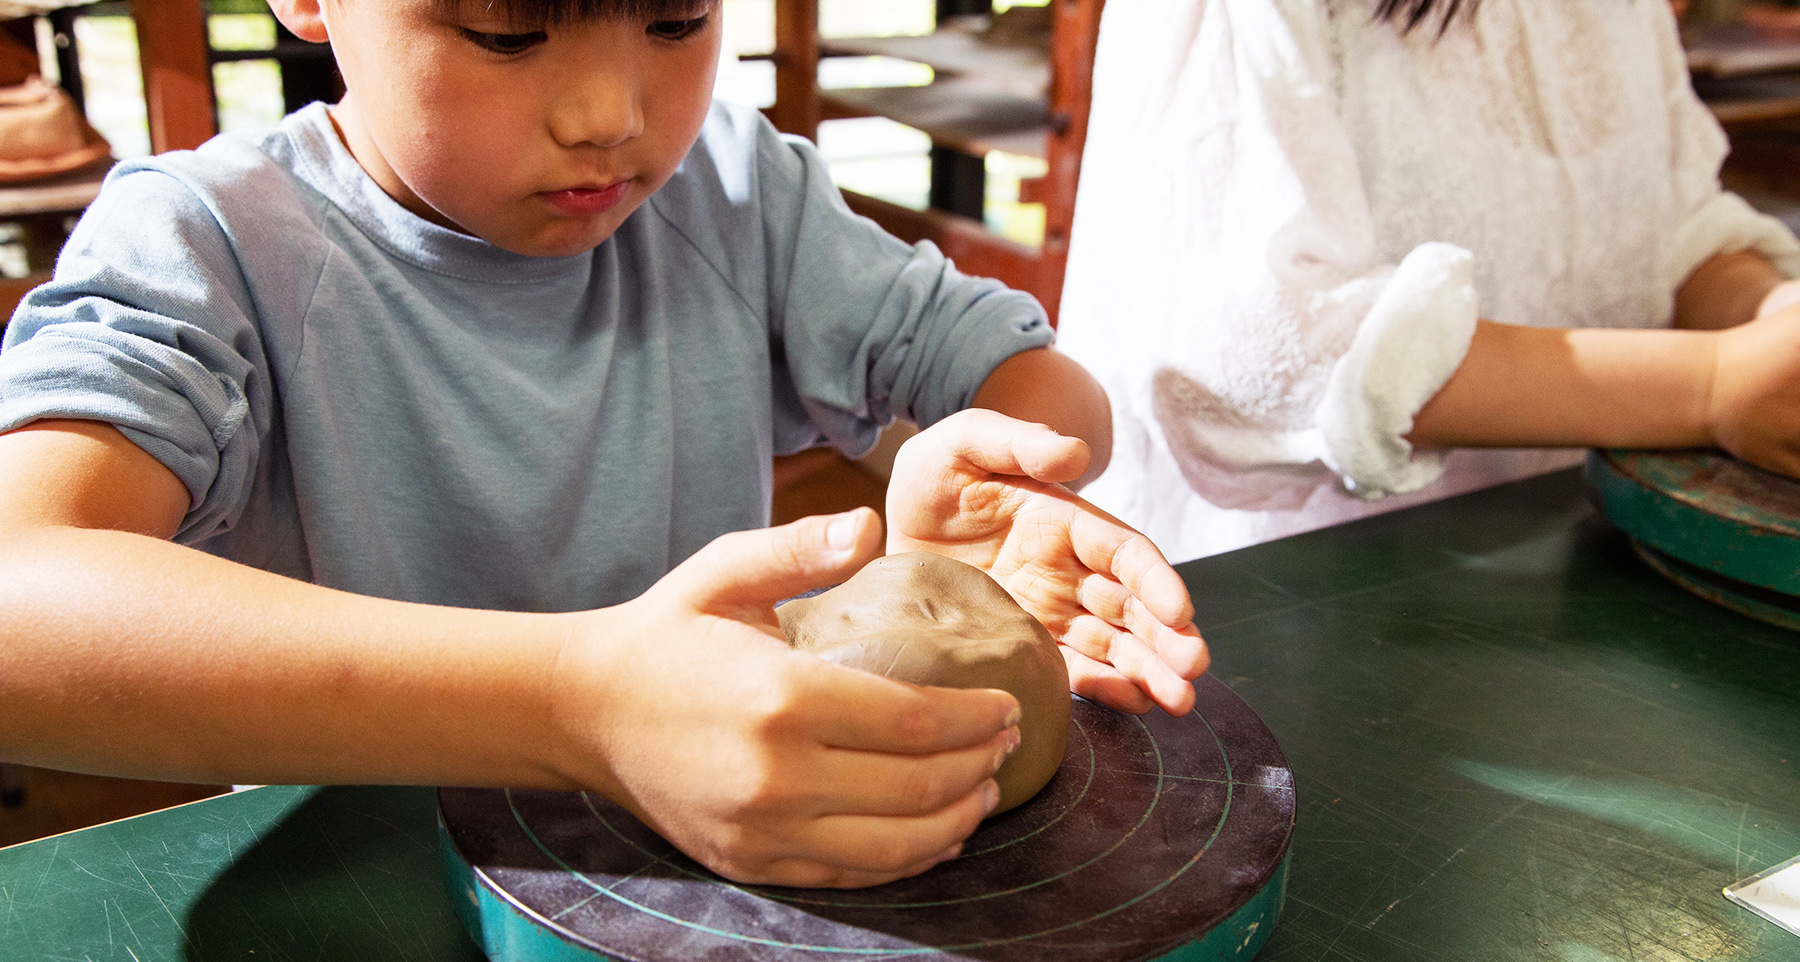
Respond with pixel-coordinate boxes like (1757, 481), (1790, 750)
(1726, 854), (1800, 938)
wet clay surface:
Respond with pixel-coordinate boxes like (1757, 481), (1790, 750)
(778, 552), (1071, 814)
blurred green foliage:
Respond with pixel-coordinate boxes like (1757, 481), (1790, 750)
(206, 0), (270, 14)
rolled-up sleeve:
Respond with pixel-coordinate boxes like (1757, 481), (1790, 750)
(1659, 15), (1800, 288)
(757, 128), (1052, 457)
(0, 166), (272, 543)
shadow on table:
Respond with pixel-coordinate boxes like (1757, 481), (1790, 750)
(183, 785), (484, 962)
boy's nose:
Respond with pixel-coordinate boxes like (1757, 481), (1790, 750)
(548, 73), (645, 150)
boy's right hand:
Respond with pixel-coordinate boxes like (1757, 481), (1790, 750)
(545, 508), (1022, 889)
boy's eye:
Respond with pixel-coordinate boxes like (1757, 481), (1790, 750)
(646, 16), (710, 41)
(461, 29), (548, 55)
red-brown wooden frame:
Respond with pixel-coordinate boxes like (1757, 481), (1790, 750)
(769, 0), (1105, 324)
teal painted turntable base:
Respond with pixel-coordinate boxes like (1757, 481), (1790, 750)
(439, 675), (1294, 962)
(1589, 449), (1800, 630)
(444, 834), (1286, 962)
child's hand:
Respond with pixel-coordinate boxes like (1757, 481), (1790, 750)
(548, 508), (1022, 889)
(1709, 302), (1800, 478)
(885, 410), (1210, 716)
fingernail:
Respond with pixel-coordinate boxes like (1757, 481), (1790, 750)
(981, 780), (1001, 814)
(938, 842), (964, 862)
(994, 728), (1021, 771)
(826, 513), (858, 552)
(1003, 704), (1022, 728)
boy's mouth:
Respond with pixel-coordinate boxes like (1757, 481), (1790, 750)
(539, 180), (631, 218)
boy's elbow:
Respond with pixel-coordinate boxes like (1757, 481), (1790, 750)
(973, 348), (1114, 487)
(1076, 409), (1112, 490)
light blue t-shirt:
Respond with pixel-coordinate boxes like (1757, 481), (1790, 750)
(0, 102), (1052, 611)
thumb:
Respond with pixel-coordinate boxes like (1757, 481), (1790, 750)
(672, 508), (883, 613)
(908, 409), (1090, 486)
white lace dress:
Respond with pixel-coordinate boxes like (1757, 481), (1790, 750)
(1057, 0), (1800, 562)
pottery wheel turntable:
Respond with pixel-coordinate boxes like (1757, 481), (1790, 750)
(1590, 449), (1800, 630)
(439, 674), (1295, 961)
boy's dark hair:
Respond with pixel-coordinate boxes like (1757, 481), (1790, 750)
(1371, 0), (1475, 35)
(432, 0), (709, 24)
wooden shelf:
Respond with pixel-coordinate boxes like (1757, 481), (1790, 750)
(821, 77), (1050, 159)
(1681, 23), (1800, 125)
(1686, 23), (1800, 78)
(822, 22), (1048, 98)
(0, 160), (109, 218)
(1694, 71), (1800, 125)
(820, 15), (1054, 160)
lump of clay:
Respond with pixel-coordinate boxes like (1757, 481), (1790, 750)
(778, 552), (1070, 815)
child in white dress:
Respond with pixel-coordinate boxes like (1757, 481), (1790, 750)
(1059, 0), (1800, 561)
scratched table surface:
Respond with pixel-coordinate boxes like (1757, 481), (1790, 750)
(2, 468), (1797, 962)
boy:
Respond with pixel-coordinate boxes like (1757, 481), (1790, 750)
(0, 0), (1207, 888)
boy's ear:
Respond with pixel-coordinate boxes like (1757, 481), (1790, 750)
(267, 0), (330, 43)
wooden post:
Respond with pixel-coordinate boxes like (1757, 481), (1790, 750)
(1037, 0), (1103, 324)
(770, 0), (819, 140)
(131, 0), (216, 153)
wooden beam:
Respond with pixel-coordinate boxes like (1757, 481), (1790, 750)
(131, 0), (216, 153)
(1038, 0), (1105, 323)
(771, 0), (819, 140)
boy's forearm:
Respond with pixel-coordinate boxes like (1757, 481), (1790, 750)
(1408, 320), (1715, 450)
(0, 525), (585, 790)
(972, 348), (1113, 488)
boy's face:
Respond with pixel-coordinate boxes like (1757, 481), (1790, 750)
(289, 0), (720, 257)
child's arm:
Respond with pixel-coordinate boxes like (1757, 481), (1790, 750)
(968, 346), (1114, 488)
(885, 349), (1210, 718)
(1409, 250), (1800, 477)
(1672, 249), (1793, 330)
(0, 420), (1020, 888)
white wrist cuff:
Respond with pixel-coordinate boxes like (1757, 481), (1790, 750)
(1316, 242), (1479, 500)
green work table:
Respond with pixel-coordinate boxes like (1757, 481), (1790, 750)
(3, 468), (1797, 961)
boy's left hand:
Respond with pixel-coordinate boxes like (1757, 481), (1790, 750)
(885, 410), (1210, 716)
